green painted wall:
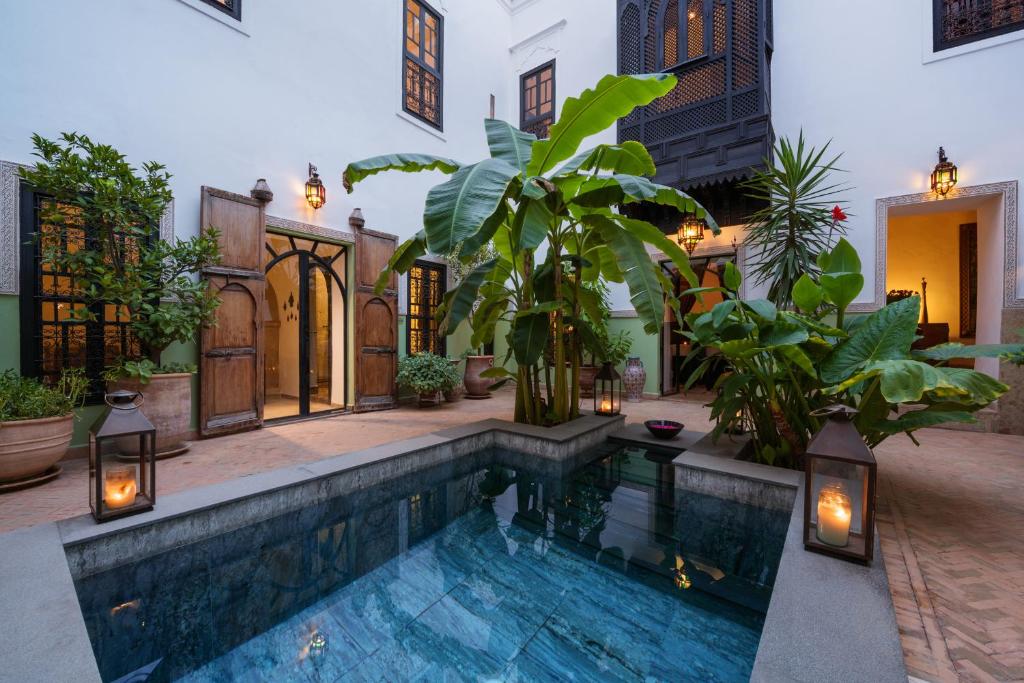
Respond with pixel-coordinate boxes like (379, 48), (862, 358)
(0, 295), (19, 371)
(607, 315), (661, 396)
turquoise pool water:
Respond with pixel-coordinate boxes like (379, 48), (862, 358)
(75, 445), (789, 682)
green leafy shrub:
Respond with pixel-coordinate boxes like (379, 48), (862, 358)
(103, 359), (198, 384)
(397, 353), (461, 395)
(685, 238), (1019, 468)
(0, 369), (88, 422)
(20, 132), (221, 370)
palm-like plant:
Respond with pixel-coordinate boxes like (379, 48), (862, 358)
(343, 73), (718, 426)
(742, 133), (848, 308)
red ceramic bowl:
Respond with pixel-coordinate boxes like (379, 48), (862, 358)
(644, 420), (683, 440)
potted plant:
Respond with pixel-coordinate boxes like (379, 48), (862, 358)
(21, 133), (221, 459)
(397, 353), (460, 406)
(446, 244), (499, 399)
(0, 369), (87, 489)
(577, 281), (611, 398)
(443, 357), (464, 402)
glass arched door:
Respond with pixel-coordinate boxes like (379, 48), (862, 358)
(264, 234), (347, 420)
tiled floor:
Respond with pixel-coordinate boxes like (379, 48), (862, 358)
(0, 388), (1020, 682)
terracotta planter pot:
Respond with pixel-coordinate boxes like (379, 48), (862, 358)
(464, 355), (495, 399)
(579, 365), (599, 398)
(0, 414), (73, 485)
(110, 373), (192, 459)
(418, 390), (441, 406)
(444, 359), (464, 402)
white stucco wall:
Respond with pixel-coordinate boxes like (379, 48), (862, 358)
(770, 0), (1024, 306)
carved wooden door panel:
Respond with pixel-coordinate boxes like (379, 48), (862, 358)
(354, 221), (398, 412)
(199, 187), (266, 435)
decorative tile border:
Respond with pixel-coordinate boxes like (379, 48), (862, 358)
(0, 160), (175, 295)
(853, 181), (1020, 312)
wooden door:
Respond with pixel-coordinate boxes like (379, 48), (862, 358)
(199, 187), (266, 436)
(354, 221), (398, 412)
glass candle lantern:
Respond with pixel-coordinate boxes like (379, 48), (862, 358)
(594, 362), (622, 416)
(929, 147), (958, 197)
(89, 390), (156, 522)
(803, 405), (877, 564)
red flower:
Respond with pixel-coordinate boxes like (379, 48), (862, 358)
(831, 205), (848, 222)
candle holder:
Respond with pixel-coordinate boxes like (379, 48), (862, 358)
(593, 362), (622, 416)
(89, 390), (156, 522)
(803, 405), (877, 564)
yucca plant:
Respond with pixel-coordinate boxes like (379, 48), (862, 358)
(742, 133), (849, 308)
(343, 73), (718, 426)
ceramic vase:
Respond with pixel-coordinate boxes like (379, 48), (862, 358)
(623, 356), (646, 402)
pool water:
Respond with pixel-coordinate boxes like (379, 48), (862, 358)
(74, 445), (790, 682)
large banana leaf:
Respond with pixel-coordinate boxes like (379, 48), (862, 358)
(343, 154), (460, 192)
(831, 359), (1007, 404)
(423, 158), (519, 254)
(552, 141), (655, 177)
(868, 408), (976, 435)
(511, 309), (550, 366)
(590, 216), (664, 334)
(819, 296), (919, 384)
(527, 73), (676, 176)
(373, 231), (426, 294)
(484, 119), (536, 174)
(516, 197), (553, 251)
(459, 203), (507, 255)
(571, 175), (720, 234)
(439, 258), (497, 334)
(604, 214), (698, 287)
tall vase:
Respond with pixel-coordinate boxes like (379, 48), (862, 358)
(623, 356), (646, 402)
(464, 355), (495, 399)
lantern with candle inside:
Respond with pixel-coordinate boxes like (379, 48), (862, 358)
(803, 405), (877, 564)
(593, 362), (622, 416)
(89, 390), (156, 522)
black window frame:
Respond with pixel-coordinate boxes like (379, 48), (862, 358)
(199, 0), (242, 21)
(520, 60), (556, 139)
(402, 0), (445, 130)
(406, 260), (447, 357)
(933, 0), (1024, 51)
(18, 184), (148, 404)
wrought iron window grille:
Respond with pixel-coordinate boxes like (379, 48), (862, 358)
(199, 0), (241, 21)
(520, 60), (556, 139)
(407, 260), (446, 357)
(934, 0), (1024, 51)
(403, 0), (444, 130)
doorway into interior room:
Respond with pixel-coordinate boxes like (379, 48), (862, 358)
(660, 251), (737, 397)
(263, 232), (348, 420)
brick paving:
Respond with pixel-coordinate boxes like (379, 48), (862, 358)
(0, 389), (1020, 682)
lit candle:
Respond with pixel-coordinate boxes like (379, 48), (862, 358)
(104, 465), (137, 509)
(600, 397), (613, 413)
(816, 483), (851, 547)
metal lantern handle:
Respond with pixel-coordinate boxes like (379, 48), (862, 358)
(104, 391), (145, 411)
(809, 404), (858, 419)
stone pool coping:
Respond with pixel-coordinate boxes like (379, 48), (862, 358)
(0, 413), (624, 683)
(674, 442), (907, 683)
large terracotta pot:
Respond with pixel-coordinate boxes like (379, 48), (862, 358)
(464, 355), (495, 399)
(110, 373), (192, 459)
(623, 356), (646, 402)
(579, 365), (599, 398)
(0, 414), (73, 484)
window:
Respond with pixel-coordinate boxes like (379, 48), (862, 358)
(660, 0), (707, 69)
(934, 0), (1024, 51)
(403, 0), (443, 129)
(407, 260), (446, 356)
(19, 188), (144, 402)
(520, 61), (555, 138)
(200, 0), (242, 20)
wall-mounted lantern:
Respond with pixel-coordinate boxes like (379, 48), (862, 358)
(594, 362), (622, 416)
(677, 214), (706, 254)
(803, 405), (877, 564)
(89, 390), (156, 523)
(305, 163), (326, 210)
(930, 147), (958, 197)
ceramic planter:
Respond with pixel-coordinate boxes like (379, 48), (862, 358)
(110, 372), (192, 459)
(418, 390), (441, 406)
(579, 365), (599, 398)
(464, 355), (495, 399)
(0, 413), (73, 488)
(623, 356), (646, 402)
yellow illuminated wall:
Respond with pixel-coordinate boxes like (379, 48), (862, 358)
(886, 209), (976, 341)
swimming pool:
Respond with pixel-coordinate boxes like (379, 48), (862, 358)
(74, 444), (789, 682)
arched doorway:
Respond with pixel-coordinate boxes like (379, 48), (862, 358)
(264, 233), (348, 420)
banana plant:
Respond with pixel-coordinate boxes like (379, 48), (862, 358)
(684, 238), (1018, 467)
(343, 73), (718, 426)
